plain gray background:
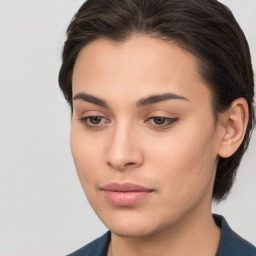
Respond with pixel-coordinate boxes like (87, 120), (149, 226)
(0, 0), (255, 255)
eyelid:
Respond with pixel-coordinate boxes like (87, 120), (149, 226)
(78, 114), (110, 130)
(145, 110), (176, 116)
(77, 111), (178, 130)
(78, 109), (109, 117)
(145, 116), (178, 127)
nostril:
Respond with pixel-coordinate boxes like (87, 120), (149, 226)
(125, 162), (135, 167)
(107, 161), (136, 169)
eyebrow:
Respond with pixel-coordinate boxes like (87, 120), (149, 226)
(72, 92), (189, 108)
(136, 93), (189, 106)
(73, 93), (108, 108)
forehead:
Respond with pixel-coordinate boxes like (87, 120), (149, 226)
(72, 35), (212, 107)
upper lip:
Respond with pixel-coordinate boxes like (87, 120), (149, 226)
(101, 182), (153, 192)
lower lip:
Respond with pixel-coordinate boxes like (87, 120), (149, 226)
(103, 190), (152, 206)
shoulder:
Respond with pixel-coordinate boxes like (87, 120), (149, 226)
(67, 231), (111, 256)
(214, 214), (256, 256)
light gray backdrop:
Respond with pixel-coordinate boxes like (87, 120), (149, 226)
(0, 0), (255, 255)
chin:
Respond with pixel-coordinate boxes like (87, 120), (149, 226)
(109, 224), (157, 238)
(99, 210), (170, 238)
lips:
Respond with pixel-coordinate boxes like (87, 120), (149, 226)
(101, 182), (153, 206)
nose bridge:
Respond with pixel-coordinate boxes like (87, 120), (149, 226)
(106, 118), (143, 170)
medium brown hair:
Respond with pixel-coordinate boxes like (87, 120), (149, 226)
(59, 0), (255, 202)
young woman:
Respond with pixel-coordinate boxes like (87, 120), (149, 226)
(59, 0), (256, 255)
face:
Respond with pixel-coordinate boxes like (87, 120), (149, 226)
(71, 35), (221, 237)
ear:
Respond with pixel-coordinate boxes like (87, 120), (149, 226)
(218, 97), (249, 158)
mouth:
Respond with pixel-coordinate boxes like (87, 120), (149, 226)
(101, 182), (154, 206)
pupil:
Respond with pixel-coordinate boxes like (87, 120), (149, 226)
(154, 117), (165, 125)
(90, 116), (101, 124)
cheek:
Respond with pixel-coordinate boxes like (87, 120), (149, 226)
(145, 118), (218, 205)
(70, 123), (104, 192)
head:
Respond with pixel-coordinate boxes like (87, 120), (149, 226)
(59, 0), (255, 236)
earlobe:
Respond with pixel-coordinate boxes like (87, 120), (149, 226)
(218, 98), (249, 158)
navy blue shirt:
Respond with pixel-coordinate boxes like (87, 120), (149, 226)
(67, 214), (256, 256)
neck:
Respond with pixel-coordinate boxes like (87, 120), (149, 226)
(109, 206), (221, 256)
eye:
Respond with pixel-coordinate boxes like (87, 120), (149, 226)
(79, 115), (109, 129)
(147, 116), (178, 128)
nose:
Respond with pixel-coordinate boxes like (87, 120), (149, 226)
(106, 122), (144, 171)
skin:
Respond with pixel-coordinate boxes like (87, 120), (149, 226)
(71, 35), (248, 256)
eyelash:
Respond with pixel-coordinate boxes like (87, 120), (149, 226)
(78, 116), (178, 130)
